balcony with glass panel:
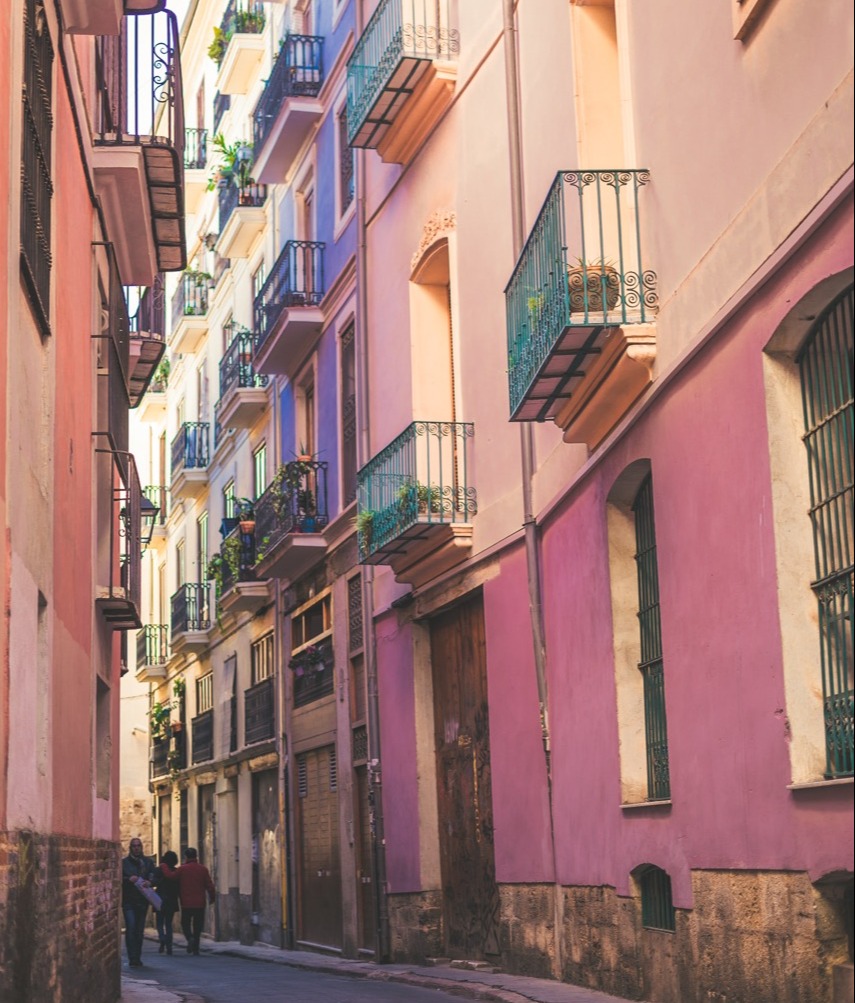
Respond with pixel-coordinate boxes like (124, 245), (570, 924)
(93, 11), (186, 285)
(252, 34), (324, 184)
(214, 0), (267, 95)
(170, 271), (211, 354)
(215, 325), (270, 431)
(357, 421), (475, 585)
(127, 276), (166, 407)
(135, 624), (169, 682)
(253, 461), (329, 583)
(505, 170), (658, 446)
(253, 241), (324, 378)
(170, 422), (210, 499)
(217, 180), (268, 259)
(346, 0), (459, 165)
(184, 127), (209, 214)
(170, 582), (212, 655)
(216, 526), (271, 615)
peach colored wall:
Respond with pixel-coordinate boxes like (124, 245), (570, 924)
(0, 0), (11, 827)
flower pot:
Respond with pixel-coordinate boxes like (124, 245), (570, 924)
(170, 721), (183, 734)
(299, 516), (317, 533)
(567, 265), (620, 314)
(239, 519), (256, 534)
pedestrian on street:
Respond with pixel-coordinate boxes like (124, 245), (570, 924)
(121, 837), (156, 968)
(161, 846), (215, 955)
(153, 850), (180, 955)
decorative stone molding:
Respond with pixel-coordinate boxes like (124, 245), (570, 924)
(411, 209), (456, 273)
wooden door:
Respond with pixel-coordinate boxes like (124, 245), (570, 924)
(430, 592), (500, 959)
(353, 764), (376, 952)
(198, 783), (216, 936)
(252, 769), (281, 945)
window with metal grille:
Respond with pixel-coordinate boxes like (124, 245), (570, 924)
(338, 106), (354, 215)
(329, 747), (338, 791)
(341, 324), (357, 505)
(347, 574), (363, 652)
(21, 0), (54, 336)
(251, 632), (275, 684)
(196, 673), (214, 714)
(633, 474), (670, 801)
(352, 724), (368, 764)
(297, 755), (308, 797)
(798, 285), (854, 779)
(639, 866), (675, 931)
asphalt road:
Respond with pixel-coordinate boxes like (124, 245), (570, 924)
(126, 950), (464, 1002)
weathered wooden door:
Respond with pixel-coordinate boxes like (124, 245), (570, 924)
(252, 769), (281, 945)
(296, 745), (343, 948)
(430, 592), (500, 959)
(197, 783), (217, 938)
(353, 763), (376, 952)
(158, 793), (171, 860)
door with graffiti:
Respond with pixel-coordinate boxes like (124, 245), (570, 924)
(430, 591), (500, 959)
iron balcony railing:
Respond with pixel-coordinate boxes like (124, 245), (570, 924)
(191, 709), (214, 763)
(254, 240), (324, 351)
(356, 420), (476, 562)
(219, 180), (267, 232)
(346, 0), (459, 148)
(96, 242), (131, 457)
(293, 638), (334, 708)
(245, 677), (275, 744)
(94, 11), (185, 272)
(219, 526), (257, 594)
(218, 0), (265, 54)
(151, 738), (170, 778)
(171, 271), (210, 329)
(219, 327), (269, 400)
(171, 582), (211, 634)
(171, 422), (210, 474)
(128, 276), (166, 339)
(143, 485), (168, 523)
(136, 624), (169, 667)
(184, 127), (208, 170)
(254, 460), (329, 559)
(505, 169), (658, 421)
(213, 91), (231, 134)
(253, 34), (324, 153)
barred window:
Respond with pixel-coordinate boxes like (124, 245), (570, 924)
(21, 0), (54, 335)
(251, 632), (275, 684)
(338, 106), (354, 215)
(196, 672), (214, 714)
(639, 866), (675, 932)
(798, 285), (854, 779)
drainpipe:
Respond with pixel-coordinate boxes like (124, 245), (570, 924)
(354, 9), (390, 961)
(501, 0), (562, 979)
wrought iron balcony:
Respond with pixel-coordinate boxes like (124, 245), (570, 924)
(253, 460), (329, 581)
(253, 240), (324, 377)
(151, 738), (170, 779)
(505, 170), (659, 439)
(217, 181), (268, 258)
(127, 276), (166, 406)
(293, 638), (334, 708)
(191, 710), (214, 764)
(143, 486), (168, 524)
(184, 127), (208, 170)
(171, 583), (212, 654)
(136, 624), (169, 681)
(93, 11), (186, 282)
(357, 421), (476, 584)
(213, 91), (231, 134)
(171, 422), (210, 474)
(171, 271), (210, 328)
(244, 677), (275, 744)
(347, 0), (459, 163)
(216, 327), (269, 431)
(215, 0), (266, 94)
(94, 242), (131, 457)
(252, 34), (324, 183)
(95, 446), (144, 630)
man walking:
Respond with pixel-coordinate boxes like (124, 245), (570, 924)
(121, 837), (156, 967)
(162, 847), (215, 955)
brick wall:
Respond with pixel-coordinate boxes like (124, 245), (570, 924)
(0, 830), (121, 1003)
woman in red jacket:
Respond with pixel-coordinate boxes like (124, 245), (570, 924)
(161, 847), (215, 955)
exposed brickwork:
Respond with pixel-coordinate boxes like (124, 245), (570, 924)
(0, 830), (121, 1003)
(387, 890), (443, 962)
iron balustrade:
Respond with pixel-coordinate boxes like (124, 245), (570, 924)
(253, 34), (324, 153)
(254, 461), (329, 561)
(293, 639), (334, 708)
(640, 867), (676, 931)
(505, 170), (658, 421)
(171, 272), (210, 328)
(218, 526), (257, 594)
(219, 181), (267, 232)
(151, 739), (170, 778)
(128, 275), (166, 339)
(219, 0), (265, 46)
(171, 582), (211, 634)
(244, 677), (275, 744)
(136, 624), (169, 666)
(254, 240), (325, 351)
(184, 127), (208, 169)
(143, 485), (168, 523)
(191, 710), (214, 763)
(346, 0), (459, 148)
(356, 421), (476, 562)
(213, 91), (231, 134)
(97, 243), (131, 457)
(171, 422), (210, 474)
(219, 328), (269, 400)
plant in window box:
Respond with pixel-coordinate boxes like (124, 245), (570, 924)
(288, 644), (326, 678)
(355, 508), (375, 552)
(567, 257), (620, 314)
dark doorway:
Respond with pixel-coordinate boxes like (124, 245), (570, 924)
(252, 768), (281, 945)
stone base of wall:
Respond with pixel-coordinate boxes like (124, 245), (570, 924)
(498, 883), (557, 979)
(387, 890), (443, 962)
(119, 797), (151, 852)
(559, 870), (849, 1003)
(0, 829), (120, 1003)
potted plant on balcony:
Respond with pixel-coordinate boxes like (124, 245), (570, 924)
(288, 643), (326, 678)
(207, 25), (230, 65)
(234, 7), (265, 33)
(567, 258), (620, 314)
(149, 701), (171, 743)
(237, 498), (256, 534)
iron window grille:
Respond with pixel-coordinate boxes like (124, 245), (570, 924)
(21, 0), (54, 336)
(640, 866), (676, 932)
(251, 632), (275, 685)
(341, 323), (357, 505)
(798, 284), (854, 778)
(338, 106), (354, 214)
(196, 672), (214, 714)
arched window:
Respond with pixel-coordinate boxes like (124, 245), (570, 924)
(797, 285), (854, 778)
(638, 865), (676, 932)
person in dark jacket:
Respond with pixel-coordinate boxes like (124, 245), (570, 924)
(121, 838), (156, 967)
(153, 850), (180, 955)
(161, 847), (215, 955)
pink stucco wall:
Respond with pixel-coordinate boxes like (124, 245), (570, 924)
(0, 3), (10, 828)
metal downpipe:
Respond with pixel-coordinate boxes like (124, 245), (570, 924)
(502, 0), (563, 979)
